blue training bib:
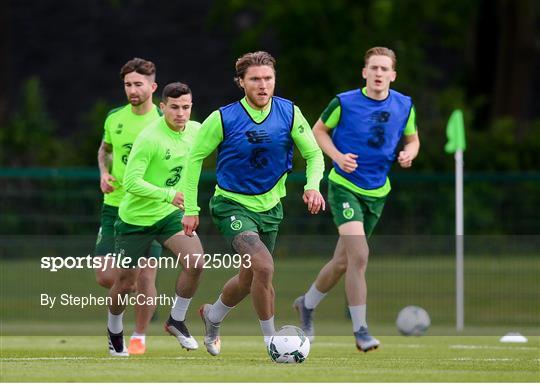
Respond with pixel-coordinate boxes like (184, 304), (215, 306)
(332, 89), (412, 189)
(216, 97), (295, 195)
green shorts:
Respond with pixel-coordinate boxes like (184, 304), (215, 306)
(328, 181), (386, 237)
(209, 195), (283, 253)
(94, 203), (161, 258)
(114, 209), (182, 267)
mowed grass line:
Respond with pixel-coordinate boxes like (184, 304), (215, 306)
(1, 336), (538, 382)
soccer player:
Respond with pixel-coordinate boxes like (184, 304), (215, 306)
(95, 58), (162, 355)
(181, 51), (325, 356)
(294, 47), (420, 352)
(107, 82), (204, 356)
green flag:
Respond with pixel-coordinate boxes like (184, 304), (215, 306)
(445, 109), (466, 153)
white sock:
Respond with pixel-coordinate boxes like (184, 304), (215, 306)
(131, 332), (145, 344)
(107, 310), (124, 334)
(304, 283), (327, 309)
(208, 295), (234, 324)
(349, 304), (367, 332)
(171, 295), (192, 321)
(259, 316), (275, 343)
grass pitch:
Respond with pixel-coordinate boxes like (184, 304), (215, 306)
(1, 335), (539, 382)
(1, 255), (538, 381)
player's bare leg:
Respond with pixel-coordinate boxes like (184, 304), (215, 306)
(294, 237), (348, 341)
(340, 222), (368, 307)
(164, 232), (204, 297)
(107, 268), (139, 356)
(162, 231), (204, 351)
(232, 232), (274, 322)
(201, 231), (275, 355)
(201, 263), (253, 356)
(312, 237), (348, 292)
(95, 255), (117, 289)
(128, 263), (157, 354)
(221, 264), (253, 306)
(340, 221), (379, 352)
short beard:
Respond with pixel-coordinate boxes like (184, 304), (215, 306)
(129, 96), (148, 107)
(246, 95), (271, 109)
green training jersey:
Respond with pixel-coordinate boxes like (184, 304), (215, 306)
(102, 104), (161, 207)
(320, 87), (417, 197)
(119, 118), (201, 226)
(183, 97), (324, 215)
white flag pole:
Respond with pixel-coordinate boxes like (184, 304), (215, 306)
(455, 149), (464, 331)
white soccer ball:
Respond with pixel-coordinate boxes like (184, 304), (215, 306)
(267, 325), (310, 363)
(396, 305), (431, 336)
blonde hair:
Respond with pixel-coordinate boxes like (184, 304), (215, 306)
(364, 47), (396, 69)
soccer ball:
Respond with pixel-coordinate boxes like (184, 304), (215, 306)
(267, 325), (310, 363)
(396, 305), (431, 336)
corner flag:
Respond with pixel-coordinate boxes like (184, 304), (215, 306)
(445, 109), (466, 331)
(445, 109), (466, 153)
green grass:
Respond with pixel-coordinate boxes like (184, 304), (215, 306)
(1, 256), (539, 381)
(2, 255), (539, 334)
(1, 335), (539, 382)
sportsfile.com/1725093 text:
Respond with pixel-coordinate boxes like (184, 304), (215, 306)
(40, 253), (252, 272)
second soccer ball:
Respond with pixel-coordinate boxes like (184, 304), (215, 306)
(396, 305), (431, 336)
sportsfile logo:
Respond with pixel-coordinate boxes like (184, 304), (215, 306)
(41, 253), (130, 272)
(40, 253), (252, 272)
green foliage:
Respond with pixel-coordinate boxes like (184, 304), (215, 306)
(0, 77), (68, 166)
(72, 99), (115, 166)
(209, 0), (479, 123)
(0, 77), (116, 167)
(467, 117), (540, 171)
(2, 1), (538, 173)
(207, 0), (540, 174)
(520, 119), (540, 169)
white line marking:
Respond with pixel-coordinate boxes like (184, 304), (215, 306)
(0, 356), (202, 361)
(451, 357), (518, 362)
(450, 344), (538, 351)
(390, 344), (422, 348)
